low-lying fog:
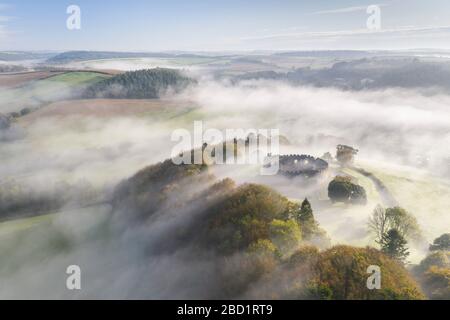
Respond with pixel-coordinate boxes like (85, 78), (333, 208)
(0, 72), (449, 298)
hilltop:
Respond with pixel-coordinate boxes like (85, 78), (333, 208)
(45, 51), (172, 64)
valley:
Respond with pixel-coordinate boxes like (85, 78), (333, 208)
(0, 50), (449, 299)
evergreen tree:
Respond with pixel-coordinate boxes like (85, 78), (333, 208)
(298, 198), (314, 222)
(297, 198), (319, 240)
(380, 229), (410, 262)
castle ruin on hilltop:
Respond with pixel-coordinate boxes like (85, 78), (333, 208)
(265, 154), (329, 178)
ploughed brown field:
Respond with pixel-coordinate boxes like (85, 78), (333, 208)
(18, 98), (193, 124)
(0, 71), (64, 88)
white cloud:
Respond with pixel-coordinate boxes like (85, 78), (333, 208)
(237, 25), (450, 50)
(0, 25), (7, 40)
(310, 4), (388, 15)
(0, 3), (11, 41)
(242, 25), (450, 42)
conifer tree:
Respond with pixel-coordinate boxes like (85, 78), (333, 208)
(380, 229), (410, 262)
(299, 198), (314, 223)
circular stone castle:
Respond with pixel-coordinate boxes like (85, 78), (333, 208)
(273, 154), (329, 178)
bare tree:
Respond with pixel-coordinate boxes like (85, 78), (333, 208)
(368, 204), (388, 244)
(369, 205), (422, 244)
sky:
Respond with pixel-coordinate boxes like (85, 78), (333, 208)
(1, 0), (450, 52)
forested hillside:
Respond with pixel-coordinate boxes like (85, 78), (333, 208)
(84, 68), (195, 99)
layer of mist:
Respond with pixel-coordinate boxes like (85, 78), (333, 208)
(0, 60), (449, 298)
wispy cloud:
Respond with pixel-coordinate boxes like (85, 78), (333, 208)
(241, 25), (450, 42)
(236, 24), (450, 50)
(0, 3), (11, 41)
(310, 4), (388, 15)
(0, 16), (11, 22)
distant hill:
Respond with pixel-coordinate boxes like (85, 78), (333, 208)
(235, 58), (450, 91)
(83, 68), (195, 99)
(274, 50), (375, 58)
(46, 51), (174, 64)
(0, 65), (27, 73)
(0, 51), (56, 61)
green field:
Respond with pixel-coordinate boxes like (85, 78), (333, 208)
(360, 162), (450, 239)
(0, 213), (54, 238)
(43, 71), (111, 86)
(340, 167), (383, 204)
(0, 71), (111, 113)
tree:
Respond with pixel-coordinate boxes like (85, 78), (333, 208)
(206, 183), (303, 254)
(20, 107), (32, 116)
(385, 207), (421, 241)
(422, 267), (450, 300)
(298, 198), (314, 223)
(380, 229), (410, 262)
(84, 68), (195, 99)
(416, 250), (449, 273)
(336, 145), (358, 166)
(302, 245), (424, 300)
(0, 113), (10, 130)
(269, 219), (302, 255)
(429, 233), (450, 251)
(296, 198), (326, 243)
(369, 205), (421, 243)
(328, 176), (367, 204)
(414, 251), (450, 299)
(368, 204), (388, 244)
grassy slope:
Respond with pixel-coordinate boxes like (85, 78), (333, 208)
(315, 161), (448, 261)
(0, 214), (54, 238)
(71, 57), (222, 69)
(0, 71), (112, 113)
(360, 161), (450, 241)
(341, 166), (383, 204)
(23, 71), (111, 97)
(43, 71), (110, 85)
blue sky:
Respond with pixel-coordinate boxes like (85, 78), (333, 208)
(1, 0), (450, 51)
